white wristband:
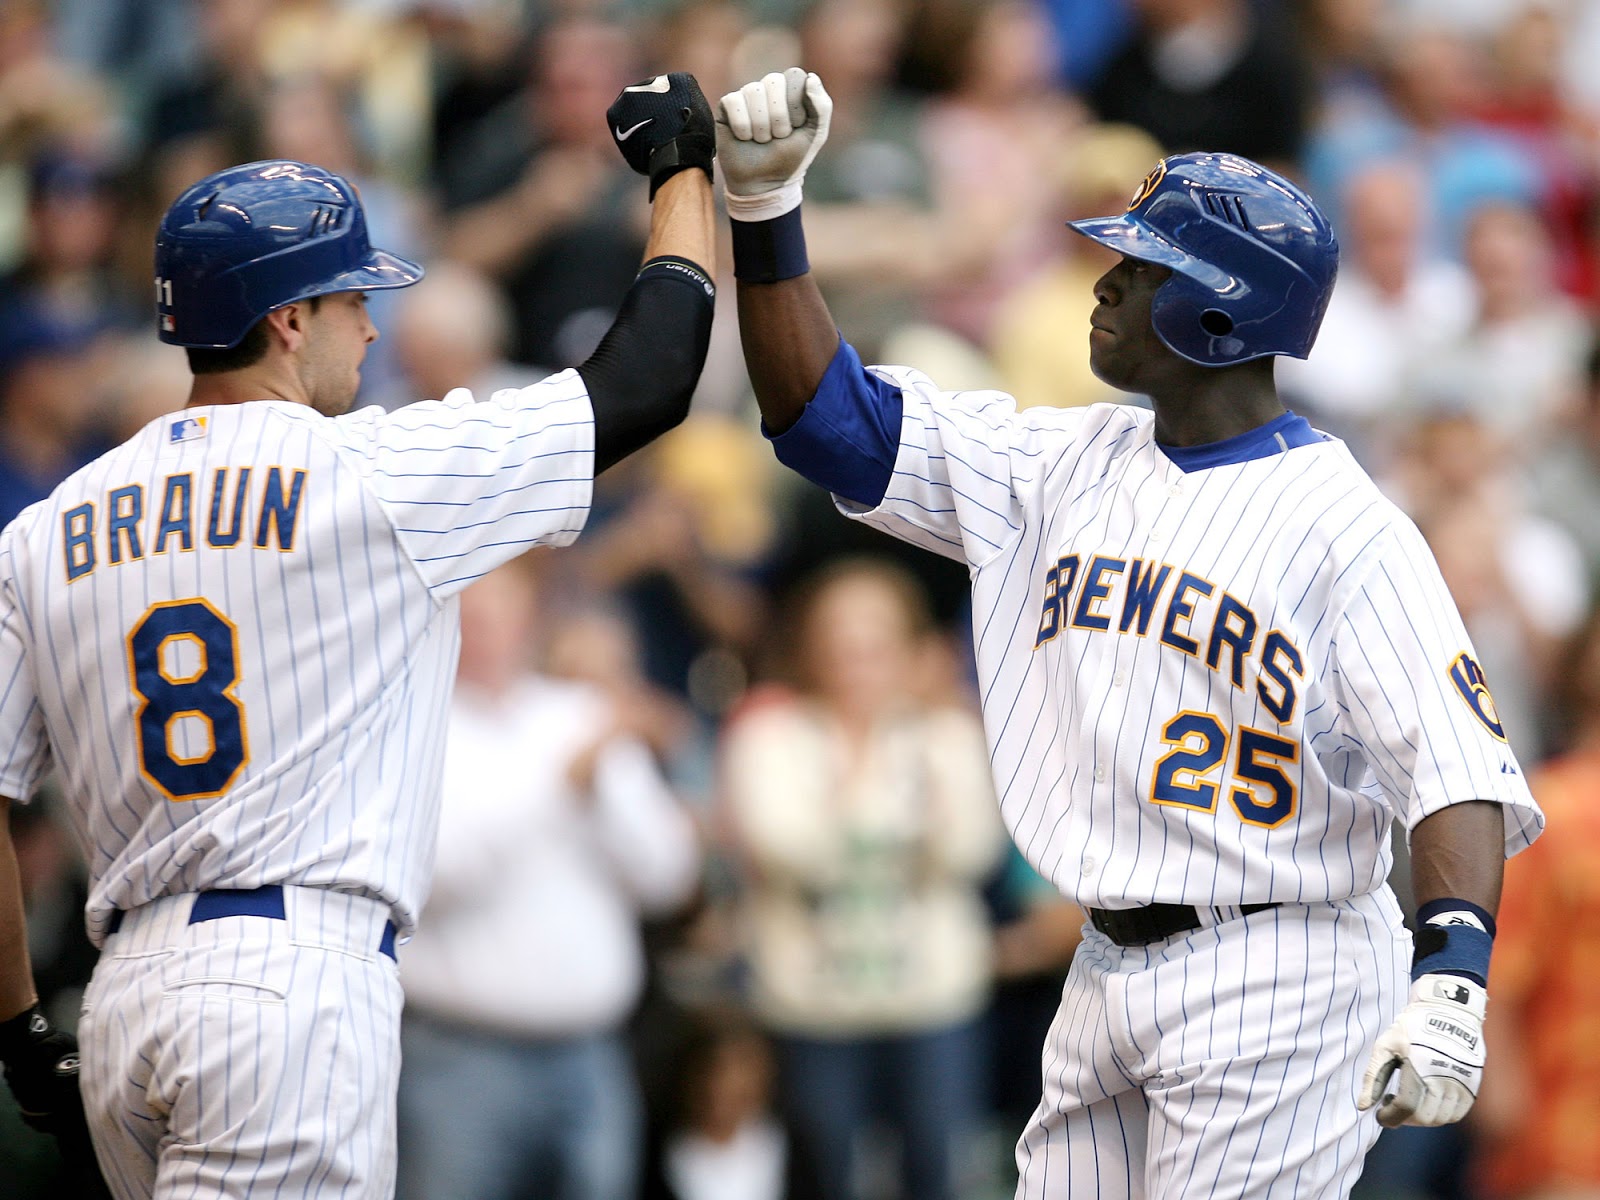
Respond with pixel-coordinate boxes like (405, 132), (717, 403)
(724, 181), (803, 222)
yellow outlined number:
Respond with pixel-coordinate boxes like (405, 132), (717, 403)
(1151, 711), (1228, 812)
(1149, 713), (1298, 828)
(127, 599), (249, 801)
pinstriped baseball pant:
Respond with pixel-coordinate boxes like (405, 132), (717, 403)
(1015, 890), (1409, 1199)
(77, 887), (404, 1199)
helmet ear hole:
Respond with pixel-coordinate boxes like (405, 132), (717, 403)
(1200, 309), (1235, 337)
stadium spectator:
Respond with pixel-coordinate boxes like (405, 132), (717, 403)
(720, 559), (1005, 1200)
(644, 1013), (821, 1200)
(1275, 156), (1475, 460)
(1411, 198), (1589, 460)
(906, 0), (1081, 348)
(1471, 1), (1600, 301)
(1387, 406), (1590, 756)
(1088, 0), (1311, 170)
(0, 309), (115, 527)
(436, 12), (645, 369)
(1302, 7), (1544, 261)
(565, 422), (775, 722)
(397, 556), (701, 1200)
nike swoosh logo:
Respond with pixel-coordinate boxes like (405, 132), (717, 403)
(615, 119), (653, 141)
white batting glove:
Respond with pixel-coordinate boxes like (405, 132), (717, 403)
(1358, 974), (1487, 1127)
(716, 67), (833, 221)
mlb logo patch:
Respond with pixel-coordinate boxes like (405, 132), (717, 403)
(169, 415), (207, 443)
(161, 314), (176, 333)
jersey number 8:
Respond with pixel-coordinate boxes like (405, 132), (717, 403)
(126, 599), (250, 801)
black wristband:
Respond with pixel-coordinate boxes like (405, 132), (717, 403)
(647, 133), (715, 201)
(636, 254), (716, 301)
(731, 206), (810, 283)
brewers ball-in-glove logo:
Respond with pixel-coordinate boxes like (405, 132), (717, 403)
(1128, 161), (1167, 211)
(1448, 652), (1507, 741)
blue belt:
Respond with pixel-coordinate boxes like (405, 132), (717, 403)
(106, 885), (397, 961)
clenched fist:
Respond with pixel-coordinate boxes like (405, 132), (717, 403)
(606, 72), (716, 200)
(716, 68), (833, 221)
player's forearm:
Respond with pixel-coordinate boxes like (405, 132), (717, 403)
(580, 171), (718, 474)
(1409, 800), (1505, 916)
(643, 168), (715, 278)
(736, 269), (840, 433)
(0, 798), (39, 1022)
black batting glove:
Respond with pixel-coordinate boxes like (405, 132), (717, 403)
(607, 72), (716, 199)
(0, 1005), (88, 1136)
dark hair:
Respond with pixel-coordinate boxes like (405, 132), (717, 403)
(779, 555), (935, 693)
(184, 296), (322, 375)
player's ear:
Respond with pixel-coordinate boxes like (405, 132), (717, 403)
(262, 303), (309, 354)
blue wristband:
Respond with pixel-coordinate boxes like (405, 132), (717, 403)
(1411, 899), (1496, 985)
(1416, 898), (1497, 937)
(731, 206), (809, 283)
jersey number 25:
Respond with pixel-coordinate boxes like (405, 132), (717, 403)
(1150, 711), (1298, 828)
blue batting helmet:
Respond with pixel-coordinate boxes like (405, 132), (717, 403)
(1068, 152), (1338, 367)
(154, 160), (423, 349)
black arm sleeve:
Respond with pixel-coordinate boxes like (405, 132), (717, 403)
(578, 256), (716, 474)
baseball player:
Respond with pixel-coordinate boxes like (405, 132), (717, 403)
(0, 71), (716, 1199)
(715, 69), (1545, 1198)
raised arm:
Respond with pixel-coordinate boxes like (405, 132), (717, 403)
(716, 69), (841, 433)
(579, 73), (720, 473)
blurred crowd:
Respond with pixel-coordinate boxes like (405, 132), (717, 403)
(6, 0), (1600, 1198)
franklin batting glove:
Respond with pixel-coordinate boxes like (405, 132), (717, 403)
(716, 68), (833, 221)
(1358, 973), (1487, 1127)
(607, 72), (716, 200)
(0, 1005), (89, 1136)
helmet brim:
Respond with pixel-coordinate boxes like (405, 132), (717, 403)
(312, 247), (425, 297)
(1067, 214), (1233, 291)
(1069, 215), (1194, 272)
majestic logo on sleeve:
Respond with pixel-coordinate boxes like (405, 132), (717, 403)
(1128, 162), (1167, 211)
(1448, 652), (1507, 742)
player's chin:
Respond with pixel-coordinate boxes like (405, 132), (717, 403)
(313, 376), (361, 417)
(1087, 340), (1134, 391)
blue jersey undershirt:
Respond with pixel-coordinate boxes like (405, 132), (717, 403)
(767, 337), (1325, 508)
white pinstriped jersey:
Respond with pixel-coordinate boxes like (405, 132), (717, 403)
(834, 365), (1543, 908)
(0, 373), (594, 945)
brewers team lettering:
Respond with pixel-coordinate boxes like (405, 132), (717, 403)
(0, 378), (595, 946)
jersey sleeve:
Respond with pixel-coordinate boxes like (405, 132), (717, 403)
(329, 371), (594, 595)
(1329, 519), (1543, 857)
(769, 341), (1075, 568)
(0, 525), (52, 801)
